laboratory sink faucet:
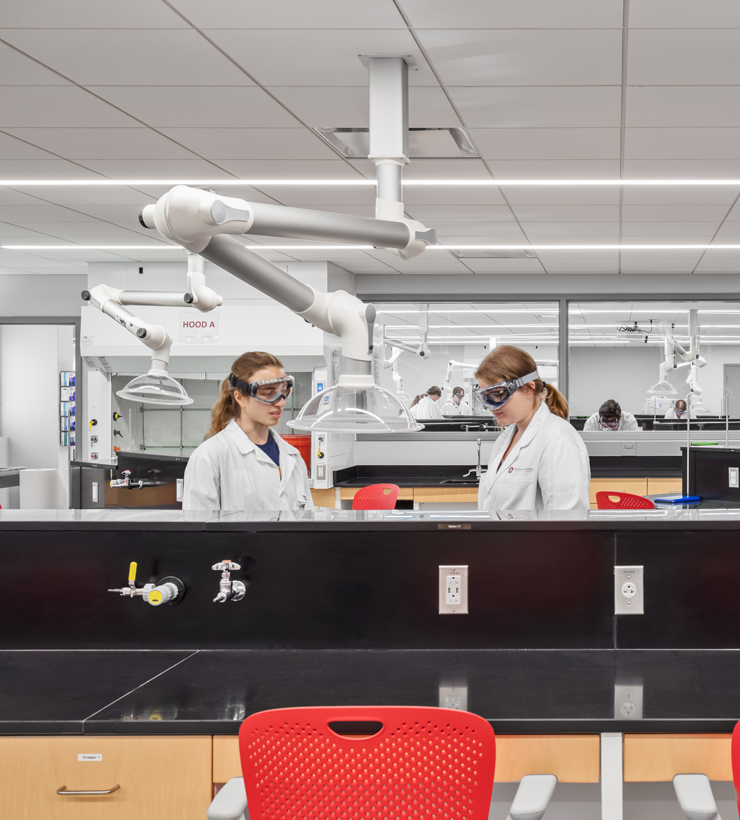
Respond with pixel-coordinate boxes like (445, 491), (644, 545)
(213, 560), (246, 603)
(462, 439), (484, 481)
(109, 470), (143, 490)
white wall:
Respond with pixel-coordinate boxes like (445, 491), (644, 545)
(0, 325), (73, 508)
(0, 274), (86, 317)
(569, 345), (740, 417)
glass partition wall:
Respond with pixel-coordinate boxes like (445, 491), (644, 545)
(568, 300), (740, 422)
(376, 302), (560, 414)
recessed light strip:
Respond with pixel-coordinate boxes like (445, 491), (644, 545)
(3, 179), (740, 187)
(6, 244), (740, 251)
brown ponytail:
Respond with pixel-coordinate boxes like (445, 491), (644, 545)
(475, 344), (569, 420)
(409, 385), (442, 409)
(206, 351), (283, 439)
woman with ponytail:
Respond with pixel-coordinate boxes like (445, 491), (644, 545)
(183, 351), (313, 511)
(473, 345), (589, 511)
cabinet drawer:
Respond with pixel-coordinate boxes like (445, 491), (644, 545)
(0, 736), (212, 820)
(214, 734), (599, 784)
(624, 734), (732, 782)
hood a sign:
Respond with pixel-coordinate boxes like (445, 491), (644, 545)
(180, 311), (219, 344)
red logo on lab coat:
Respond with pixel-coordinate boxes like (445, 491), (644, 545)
(508, 467), (513, 473)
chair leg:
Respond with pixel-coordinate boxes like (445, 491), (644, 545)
(673, 774), (722, 820)
(505, 774), (557, 820)
(207, 777), (249, 820)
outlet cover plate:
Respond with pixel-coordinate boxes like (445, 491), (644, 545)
(439, 686), (468, 711)
(614, 684), (643, 720)
(615, 565), (644, 615)
(439, 565), (468, 614)
(730, 467), (739, 488)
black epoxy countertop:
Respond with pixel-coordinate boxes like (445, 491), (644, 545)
(3, 649), (740, 735)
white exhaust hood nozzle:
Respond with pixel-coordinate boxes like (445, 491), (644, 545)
(288, 383), (423, 433)
(116, 372), (193, 406)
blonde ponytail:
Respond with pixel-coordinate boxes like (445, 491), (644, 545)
(542, 382), (568, 420)
(206, 351), (283, 439)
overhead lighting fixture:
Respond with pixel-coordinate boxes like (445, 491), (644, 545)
(7, 244), (740, 251)
(450, 249), (537, 259)
(313, 127), (480, 159)
(4, 178), (740, 187)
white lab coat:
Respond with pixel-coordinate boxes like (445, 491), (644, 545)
(183, 419), (314, 512)
(412, 396), (442, 420)
(664, 408), (689, 420)
(478, 402), (590, 511)
(441, 398), (469, 416)
(583, 411), (640, 432)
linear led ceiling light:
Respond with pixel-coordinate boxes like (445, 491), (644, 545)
(8, 244), (740, 251)
(6, 179), (740, 186)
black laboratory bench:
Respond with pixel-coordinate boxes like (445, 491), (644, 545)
(3, 648), (740, 736)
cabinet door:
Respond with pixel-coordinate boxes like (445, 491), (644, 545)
(0, 736), (212, 820)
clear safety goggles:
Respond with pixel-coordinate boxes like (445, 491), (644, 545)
(675, 408), (687, 417)
(599, 416), (620, 430)
(229, 374), (294, 405)
(474, 370), (539, 411)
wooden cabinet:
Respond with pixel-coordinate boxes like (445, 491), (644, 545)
(0, 736), (212, 820)
(647, 478), (683, 496)
(624, 734), (732, 782)
(310, 487), (337, 508)
(339, 487), (414, 501)
(213, 734), (599, 785)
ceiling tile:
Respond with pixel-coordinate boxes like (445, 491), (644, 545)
(168, 0), (405, 28)
(0, 41), (72, 85)
(449, 86), (622, 128)
(0, 204), (98, 222)
(625, 128), (740, 160)
(622, 187), (740, 205)
(431, 221), (525, 238)
(629, 30), (740, 86)
(350, 158), (490, 180)
(511, 205), (620, 221)
(622, 204), (733, 221)
(73, 158), (234, 178)
(630, 0), (740, 28)
(487, 159), (621, 179)
(404, 0), (623, 28)
(627, 87), (740, 128)
(0, 132), (59, 160)
(501, 186), (621, 205)
(268, 86), (461, 128)
(0, 159), (105, 179)
(471, 128), (620, 160)
(621, 222), (719, 237)
(519, 221), (620, 237)
(23, 222), (154, 239)
(0, 222), (49, 238)
(0, 87), (137, 128)
(404, 205), (514, 222)
(213, 160), (363, 180)
(402, 185), (508, 206)
(3, 128), (197, 160)
(457, 258), (545, 274)
(205, 29), (435, 86)
(90, 86), (300, 128)
(0, 0), (189, 27)
(157, 128), (338, 160)
(8, 186), (157, 206)
(265, 188), (378, 207)
(0, 30), (253, 86)
(622, 158), (740, 178)
(417, 29), (622, 86)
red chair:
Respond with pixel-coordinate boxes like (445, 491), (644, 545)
(352, 483), (399, 510)
(596, 491), (655, 510)
(207, 706), (557, 820)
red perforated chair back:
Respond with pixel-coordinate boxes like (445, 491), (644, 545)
(238, 706), (496, 820)
(352, 483), (400, 510)
(595, 491), (655, 510)
(731, 720), (740, 813)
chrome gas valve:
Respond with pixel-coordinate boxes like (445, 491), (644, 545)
(212, 560), (246, 603)
(109, 562), (185, 606)
(110, 470), (143, 490)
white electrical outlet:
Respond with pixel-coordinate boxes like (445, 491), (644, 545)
(615, 566), (644, 615)
(439, 565), (468, 614)
(730, 467), (739, 489)
(439, 686), (468, 711)
(614, 684), (643, 720)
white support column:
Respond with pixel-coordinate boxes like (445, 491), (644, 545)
(600, 732), (623, 820)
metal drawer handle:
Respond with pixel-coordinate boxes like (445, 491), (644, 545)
(57, 784), (120, 796)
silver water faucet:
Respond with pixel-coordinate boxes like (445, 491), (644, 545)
(462, 438), (484, 481)
(213, 560), (246, 603)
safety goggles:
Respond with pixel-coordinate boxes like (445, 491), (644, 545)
(474, 370), (539, 411)
(599, 416), (620, 430)
(229, 374), (294, 405)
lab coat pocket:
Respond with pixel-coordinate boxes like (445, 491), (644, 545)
(504, 466), (535, 485)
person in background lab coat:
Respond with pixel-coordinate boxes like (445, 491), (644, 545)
(664, 399), (687, 420)
(183, 351), (313, 512)
(410, 386), (442, 420)
(441, 386), (466, 416)
(583, 399), (640, 432)
(475, 345), (590, 511)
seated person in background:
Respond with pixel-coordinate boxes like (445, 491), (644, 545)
(664, 399), (687, 420)
(441, 386), (466, 416)
(410, 386), (443, 420)
(583, 399), (640, 432)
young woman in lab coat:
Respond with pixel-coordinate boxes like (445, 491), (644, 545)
(583, 399), (640, 432)
(409, 386), (443, 420)
(475, 346), (590, 511)
(183, 351), (313, 512)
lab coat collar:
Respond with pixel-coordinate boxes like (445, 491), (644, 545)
(488, 401), (550, 484)
(224, 419), (299, 462)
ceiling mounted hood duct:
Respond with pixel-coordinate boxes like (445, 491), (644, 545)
(314, 127), (480, 159)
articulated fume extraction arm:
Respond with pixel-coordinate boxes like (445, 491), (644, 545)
(82, 252), (223, 405)
(649, 311), (707, 409)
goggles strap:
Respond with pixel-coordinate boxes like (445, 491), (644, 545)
(229, 374), (251, 394)
(512, 370), (540, 389)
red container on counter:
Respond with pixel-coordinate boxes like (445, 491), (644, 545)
(282, 435), (312, 473)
